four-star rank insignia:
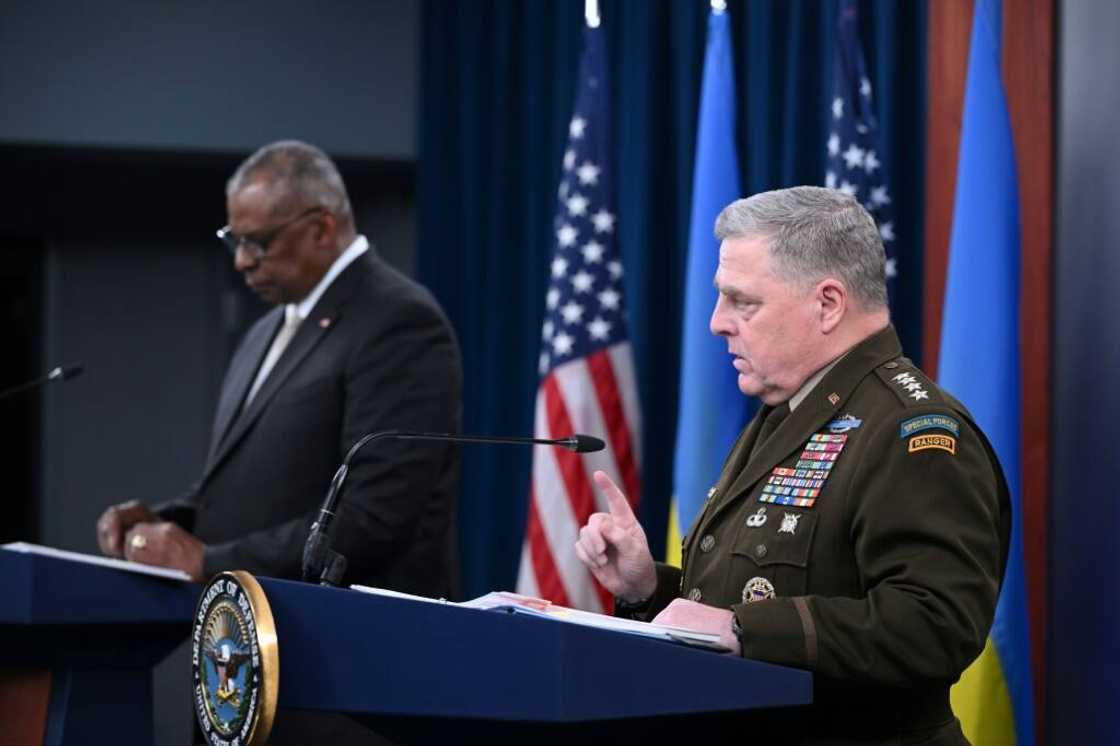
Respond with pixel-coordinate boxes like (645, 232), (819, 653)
(193, 572), (278, 746)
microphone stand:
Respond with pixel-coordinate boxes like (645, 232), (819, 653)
(302, 429), (604, 587)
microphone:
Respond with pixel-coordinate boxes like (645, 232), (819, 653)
(0, 364), (84, 402)
(302, 430), (606, 586)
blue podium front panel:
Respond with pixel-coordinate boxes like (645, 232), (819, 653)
(0, 549), (198, 745)
(259, 578), (812, 722)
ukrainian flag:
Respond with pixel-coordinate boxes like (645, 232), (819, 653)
(939, 0), (1035, 743)
(667, 6), (753, 566)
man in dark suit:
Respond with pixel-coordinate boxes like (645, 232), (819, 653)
(576, 187), (1009, 744)
(96, 140), (461, 599)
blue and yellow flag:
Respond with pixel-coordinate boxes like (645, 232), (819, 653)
(939, 0), (1035, 743)
(667, 7), (753, 566)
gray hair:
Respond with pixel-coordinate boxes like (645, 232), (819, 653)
(226, 140), (352, 220)
(714, 186), (888, 309)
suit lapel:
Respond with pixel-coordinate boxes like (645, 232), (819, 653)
(200, 255), (372, 485)
(206, 308), (283, 466)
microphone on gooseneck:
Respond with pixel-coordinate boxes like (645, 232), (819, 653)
(0, 364), (84, 402)
(301, 430), (606, 587)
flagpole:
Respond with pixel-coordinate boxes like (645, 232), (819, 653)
(585, 0), (599, 28)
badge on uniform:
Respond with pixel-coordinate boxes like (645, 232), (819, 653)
(828, 414), (863, 433)
(743, 576), (776, 603)
(778, 513), (800, 535)
(745, 507), (767, 527)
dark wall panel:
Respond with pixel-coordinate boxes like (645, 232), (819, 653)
(1051, 0), (1120, 743)
(40, 238), (226, 551)
(0, 0), (418, 159)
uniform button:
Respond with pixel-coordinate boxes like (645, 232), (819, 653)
(755, 544), (768, 559)
(700, 535), (715, 552)
(687, 587), (702, 602)
(884, 361), (899, 369)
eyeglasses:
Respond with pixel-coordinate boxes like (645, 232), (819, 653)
(216, 206), (323, 258)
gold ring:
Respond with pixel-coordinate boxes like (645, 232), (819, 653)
(130, 534), (147, 551)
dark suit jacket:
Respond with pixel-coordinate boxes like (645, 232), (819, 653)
(625, 327), (1009, 745)
(158, 251), (462, 598)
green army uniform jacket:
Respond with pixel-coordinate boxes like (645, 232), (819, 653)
(631, 326), (1011, 743)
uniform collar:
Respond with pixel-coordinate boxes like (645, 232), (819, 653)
(720, 325), (903, 506)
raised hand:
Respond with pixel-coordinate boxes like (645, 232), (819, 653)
(574, 470), (657, 603)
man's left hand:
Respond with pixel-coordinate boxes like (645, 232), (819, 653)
(123, 521), (205, 583)
(652, 599), (742, 655)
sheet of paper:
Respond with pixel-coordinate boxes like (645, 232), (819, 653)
(351, 586), (725, 650)
(1, 542), (193, 582)
(460, 590), (728, 651)
(349, 584), (449, 604)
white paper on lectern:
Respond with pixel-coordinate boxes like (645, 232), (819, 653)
(2, 542), (192, 581)
(348, 585), (727, 651)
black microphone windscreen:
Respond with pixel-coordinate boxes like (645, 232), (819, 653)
(572, 434), (606, 453)
(61, 364), (84, 381)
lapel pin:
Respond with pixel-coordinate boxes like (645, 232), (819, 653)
(827, 392), (840, 405)
(319, 317), (332, 329)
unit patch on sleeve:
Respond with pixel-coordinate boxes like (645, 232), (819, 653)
(899, 414), (960, 438)
(908, 433), (956, 455)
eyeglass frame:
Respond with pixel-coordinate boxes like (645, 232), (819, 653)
(216, 206), (325, 258)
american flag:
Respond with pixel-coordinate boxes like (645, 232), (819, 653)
(516, 24), (642, 614)
(826, 0), (899, 301)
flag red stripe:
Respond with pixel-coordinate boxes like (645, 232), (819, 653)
(542, 374), (614, 612)
(525, 484), (572, 607)
(587, 349), (641, 509)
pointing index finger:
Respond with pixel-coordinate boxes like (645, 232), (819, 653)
(593, 470), (635, 525)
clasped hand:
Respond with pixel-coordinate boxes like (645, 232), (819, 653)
(96, 500), (205, 582)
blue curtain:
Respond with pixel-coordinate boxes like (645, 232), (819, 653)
(418, 0), (927, 599)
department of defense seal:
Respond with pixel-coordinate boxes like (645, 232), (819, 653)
(192, 571), (278, 746)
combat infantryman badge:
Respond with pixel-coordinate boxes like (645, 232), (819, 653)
(193, 572), (278, 746)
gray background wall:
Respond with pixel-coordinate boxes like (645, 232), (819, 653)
(0, 0), (417, 159)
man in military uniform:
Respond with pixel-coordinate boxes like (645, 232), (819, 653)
(575, 187), (1010, 744)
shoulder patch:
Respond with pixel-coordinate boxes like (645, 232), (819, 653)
(908, 433), (956, 455)
(899, 414), (960, 438)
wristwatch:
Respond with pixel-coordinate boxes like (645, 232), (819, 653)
(614, 593), (653, 616)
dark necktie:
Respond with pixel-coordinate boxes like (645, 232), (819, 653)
(750, 403), (791, 460)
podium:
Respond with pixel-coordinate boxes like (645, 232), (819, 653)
(260, 578), (813, 743)
(1, 549), (813, 744)
(0, 547), (198, 745)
